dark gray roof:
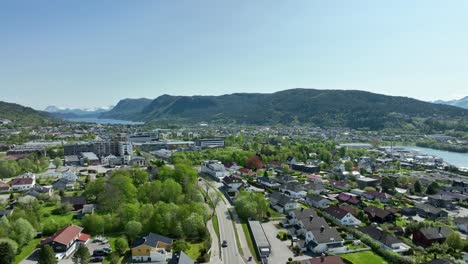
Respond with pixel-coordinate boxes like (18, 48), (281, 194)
(132, 233), (173, 248)
(311, 226), (343, 244)
(358, 226), (403, 248)
(415, 203), (444, 215)
(168, 251), (194, 264)
(306, 194), (327, 203)
(419, 227), (452, 240)
(61, 196), (86, 206)
(270, 192), (294, 207)
(423, 259), (452, 264)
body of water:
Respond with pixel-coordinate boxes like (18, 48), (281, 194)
(65, 117), (144, 125)
(396, 145), (468, 168)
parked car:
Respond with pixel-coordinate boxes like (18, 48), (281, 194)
(93, 249), (105, 256)
(91, 256), (104, 262)
(222, 240), (228, 247)
(102, 247), (112, 254)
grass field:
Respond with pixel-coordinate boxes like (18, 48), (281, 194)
(13, 238), (41, 264)
(186, 241), (204, 260)
(241, 223), (260, 263)
(340, 251), (388, 264)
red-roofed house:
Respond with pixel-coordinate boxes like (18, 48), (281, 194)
(237, 168), (253, 176)
(0, 181), (10, 191)
(40, 225), (89, 259)
(10, 177), (35, 191)
(329, 180), (349, 190)
(308, 174), (323, 183)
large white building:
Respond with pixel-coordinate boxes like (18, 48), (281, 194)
(196, 138), (225, 149)
(201, 160), (230, 179)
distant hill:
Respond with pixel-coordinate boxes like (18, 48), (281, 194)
(99, 98), (152, 120)
(102, 89), (468, 130)
(45, 105), (114, 118)
(434, 96), (468, 109)
(0, 101), (56, 125)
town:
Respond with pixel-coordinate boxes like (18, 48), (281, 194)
(1, 120), (468, 264)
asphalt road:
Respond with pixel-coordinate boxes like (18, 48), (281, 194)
(200, 178), (246, 264)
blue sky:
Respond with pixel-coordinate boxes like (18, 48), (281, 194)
(1, 0), (467, 109)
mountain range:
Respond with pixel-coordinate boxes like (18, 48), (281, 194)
(45, 105), (114, 118)
(101, 89), (468, 130)
(434, 96), (468, 109)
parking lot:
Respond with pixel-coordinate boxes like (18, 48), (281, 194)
(261, 221), (311, 264)
(20, 238), (110, 264)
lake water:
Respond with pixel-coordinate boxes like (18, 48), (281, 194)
(64, 117), (144, 125)
(396, 145), (468, 168)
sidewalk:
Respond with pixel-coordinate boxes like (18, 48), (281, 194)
(231, 209), (254, 262)
(207, 218), (222, 264)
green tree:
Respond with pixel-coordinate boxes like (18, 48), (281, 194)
(234, 191), (268, 220)
(414, 180), (422, 194)
(426, 182), (439, 195)
(0, 241), (14, 264)
(445, 232), (463, 251)
(72, 244), (90, 264)
(172, 240), (189, 252)
(82, 214), (105, 235)
(11, 218), (36, 247)
(381, 176), (395, 194)
(125, 221), (142, 242)
(38, 245), (57, 264)
(114, 237), (129, 255)
(344, 161), (353, 172)
(53, 157), (62, 168)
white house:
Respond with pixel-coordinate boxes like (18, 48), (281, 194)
(10, 177), (36, 191)
(201, 160), (230, 179)
(306, 194), (330, 209)
(323, 205), (361, 226)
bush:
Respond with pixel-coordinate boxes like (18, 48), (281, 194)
(276, 231), (288, 241)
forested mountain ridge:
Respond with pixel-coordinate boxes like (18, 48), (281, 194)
(0, 101), (57, 125)
(99, 98), (152, 120)
(102, 89), (468, 131)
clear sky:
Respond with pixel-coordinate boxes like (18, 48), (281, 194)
(1, 0), (467, 110)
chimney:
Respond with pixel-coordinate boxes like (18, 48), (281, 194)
(309, 215), (314, 222)
(320, 226), (325, 233)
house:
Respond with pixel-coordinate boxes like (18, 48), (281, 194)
(0, 209), (13, 218)
(257, 177), (281, 189)
(286, 156), (299, 165)
(237, 168), (253, 176)
(306, 182), (326, 195)
(64, 155), (80, 166)
(40, 225), (90, 259)
(323, 205), (361, 226)
(10, 177), (35, 191)
(131, 233), (174, 262)
(363, 191), (393, 203)
(306, 194), (330, 209)
(80, 152), (100, 165)
(292, 163), (321, 174)
(269, 192), (298, 213)
(329, 180), (349, 190)
(101, 154), (119, 166)
(0, 181), (10, 192)
(415, 203), (448, 219)
(455, 217), (468, 233)
(281, 208), (345, 254)
(364, 206), (394, 223)
(298, 256), (345, 264)
(61, 196), (87, 211)
(168, 251), (195, 264)
(357, 177), (379, 189)
(428, 194), (456, 209)
(25, 185), (53, 198)
(401, 207), (417, 217)
(61, 170), (78, 182)
(224, 162), (240, 173)
(308, 174), (324, 183)
(358, 226), (410, 253)
(336, 193), (361, 205)
(276, 175), (298, 185)
(279, 182), (307, 198)
(413, 226), (452, 246)
(222, 175), (244, 194)
(52, 178), (75, 190)
(201, 160), (230, 180)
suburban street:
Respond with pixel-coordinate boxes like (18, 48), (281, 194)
(199, 177), (252, 264)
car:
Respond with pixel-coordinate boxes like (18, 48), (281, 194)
(93, 249), (105, 256)
(91, 256), (104, 263)
(102, 247), (112, 253)
(222, 240), (228, 247)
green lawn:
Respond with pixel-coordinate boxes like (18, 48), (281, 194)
(186, 242), (204, 260)
(13, 238), (41, 264)
(39, 205), (79, 228)
(340, 251), (388, 264)
(395, 218), (408, 228)
(241, 223), (260, 263)
(212, 215), (220, 239)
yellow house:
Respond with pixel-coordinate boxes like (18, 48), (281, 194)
(131, 233), (174, 262)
